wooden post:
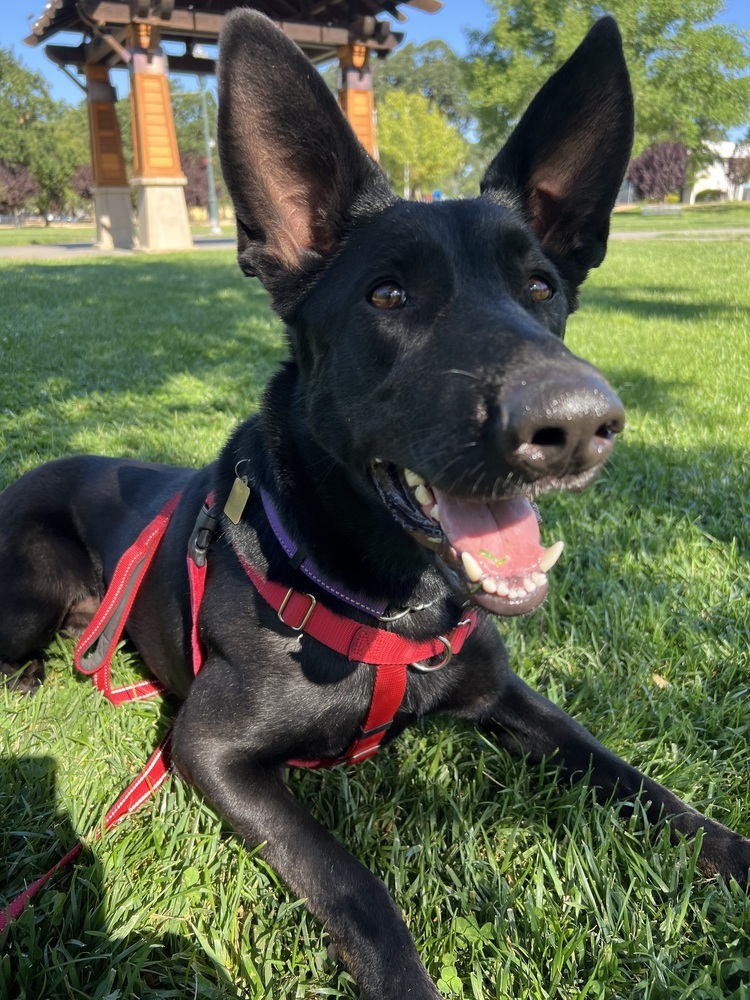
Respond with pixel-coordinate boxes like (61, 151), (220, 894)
(337, 44), (378, 159)
(127, 22), (192, 251)
(85, 63), (134, 249)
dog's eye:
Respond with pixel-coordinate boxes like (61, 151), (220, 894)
(529, 276), (553, 301)
(368, 282), (407, 310)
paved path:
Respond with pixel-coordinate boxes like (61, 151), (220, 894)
(1, 230), (749, 260)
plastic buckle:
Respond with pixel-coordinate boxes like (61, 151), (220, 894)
(188, 503), (220, 568)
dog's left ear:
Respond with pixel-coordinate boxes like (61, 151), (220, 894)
(481, 17), (633, 294)
(217, 10), (393, 305)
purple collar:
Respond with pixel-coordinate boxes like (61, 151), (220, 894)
(260, 488), (388, 617)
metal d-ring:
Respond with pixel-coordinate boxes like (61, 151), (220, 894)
(410, 635), (453, 672)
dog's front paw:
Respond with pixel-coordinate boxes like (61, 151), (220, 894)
(0, 659), (44, 694)
(698, 822), (750, 889)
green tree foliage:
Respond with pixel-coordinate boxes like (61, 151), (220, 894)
(373, 40), (473, 132)
(466, 0), (750, 168)
(377, 88), (467, 196)
(0, 47), (53, 165)
(0, 49), (88, 216)
(170, 78), (218, 158)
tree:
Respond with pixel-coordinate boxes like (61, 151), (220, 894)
(0, 161), (38, 218)
(376, 89), (467, 197)
(171, 79), (218, 157)
(71, 163), (94, 201)
(466, 0), (750, 168)
(0, 48), (56, 166)
(26, 103), (89, 220)
(373, 40), (473, 133)
(0, 50), (88, 219)
(181, 149), (221, 210)
(726, 142), (750, 197)
(628, 141), (687, 201)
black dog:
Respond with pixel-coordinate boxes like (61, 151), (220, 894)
(1, 11), (748, 998)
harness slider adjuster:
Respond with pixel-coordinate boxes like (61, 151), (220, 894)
(359, 719), (393, 739)
(278, 587), (317, 631)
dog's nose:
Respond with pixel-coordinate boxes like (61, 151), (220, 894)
(499, 370), (625, 480)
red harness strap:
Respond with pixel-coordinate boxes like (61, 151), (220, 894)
(74, 492), (181, 704)
(229, 551), (476, 766)
(0, 730), (172, 933)
(1, 492), (478, 929)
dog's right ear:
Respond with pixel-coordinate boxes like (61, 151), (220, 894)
(217, 10), (393, 303)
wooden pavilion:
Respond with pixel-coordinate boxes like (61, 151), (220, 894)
(25, 0), (441, 251)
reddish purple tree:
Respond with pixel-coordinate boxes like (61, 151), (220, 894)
(71, 163), (94, 200)
(182, 151), (209, 208)
(628, 142), (687, 202)
(0, 161), (39, 217)
(726, 143), (750, 189)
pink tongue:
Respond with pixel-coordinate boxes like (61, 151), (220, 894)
(431, 489), (543, 580)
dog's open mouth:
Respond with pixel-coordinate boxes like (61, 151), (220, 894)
(371, 462), (564, 616)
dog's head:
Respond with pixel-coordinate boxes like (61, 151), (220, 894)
(217, 12), (633, 616)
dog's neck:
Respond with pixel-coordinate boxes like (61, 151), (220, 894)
(236, 367), (463, 629)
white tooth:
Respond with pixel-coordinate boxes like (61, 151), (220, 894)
(495, 580), (509, 597)
(415, 484), (434, 507)
(510, 587), (525, 599)
(523, 576), (536, 593)
(461, 551), (483, 582)
(532, 572), (547, 587)
(539, 540), (564, 573)
(482, 576), (498, 594)
(430, 503), (440, 523)
(405, 468), (426, 488)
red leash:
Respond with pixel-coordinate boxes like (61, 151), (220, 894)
(1, 491), (477, 929)
(1, 496), (178, 931)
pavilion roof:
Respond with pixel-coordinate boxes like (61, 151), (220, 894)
(25, 0), (442, 71)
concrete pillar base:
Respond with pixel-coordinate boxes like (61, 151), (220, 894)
(131, 176), (193, 252)
(92, 186), (135, 250)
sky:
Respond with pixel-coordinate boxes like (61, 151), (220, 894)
(1, 0), (749, 106)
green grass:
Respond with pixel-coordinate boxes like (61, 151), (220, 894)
(610, 201), (750, 231)
(0, 223), (229, 247)
(1, 242), (749, 999)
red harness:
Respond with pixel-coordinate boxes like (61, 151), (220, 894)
(76, 492), (476, 764)
(1, 491), (476, 928)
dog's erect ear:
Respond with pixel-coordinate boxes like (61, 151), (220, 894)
(218, 10), (393, 298)
(481, 17), (633, 293)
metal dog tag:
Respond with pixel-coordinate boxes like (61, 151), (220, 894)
(224, 476), (251, 524)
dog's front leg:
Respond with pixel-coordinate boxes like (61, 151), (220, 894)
(474, 669), (750, 886)
(171, 679), (440, 1000)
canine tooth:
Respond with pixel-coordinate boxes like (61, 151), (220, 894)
(523, 576), (537, 594)
(482, 576), (498, 594)
(430, 504), (440, 523)
(532, 572), (547, 587)
(404, 468), (426, 488)
(461, 551), (483, 582)
(415, 484), (434, 507)
(539, 540), (564, 573)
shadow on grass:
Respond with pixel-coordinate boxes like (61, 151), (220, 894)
(0, 256), (282, 398)
(584, 284), (744, 322)
(0, 754), (240, 999)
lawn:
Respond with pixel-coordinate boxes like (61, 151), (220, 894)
(1, 241), (749, 1000)
(0, 223), (230, 247)
(610, 200), (750, 231)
